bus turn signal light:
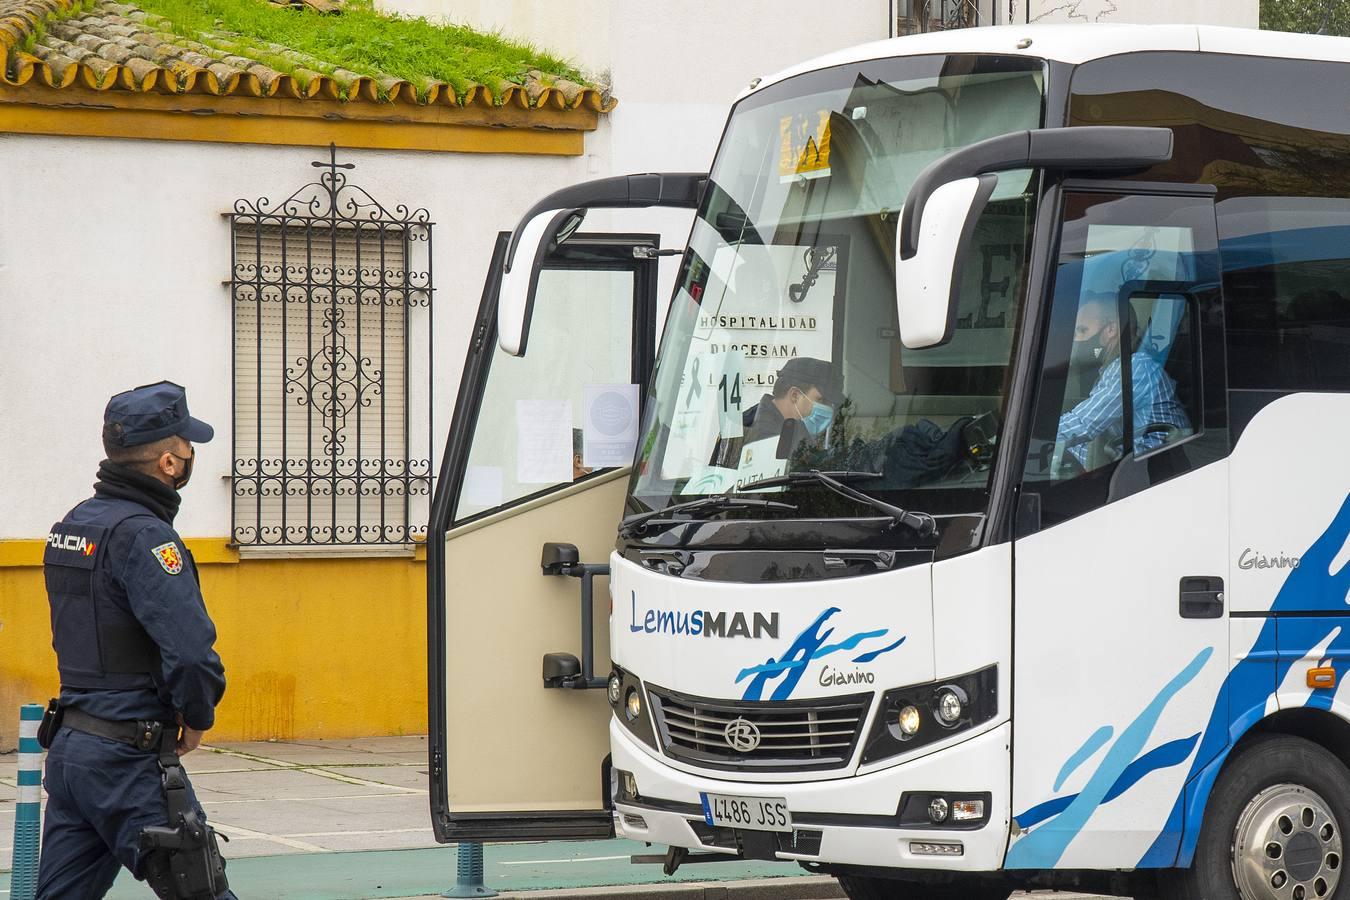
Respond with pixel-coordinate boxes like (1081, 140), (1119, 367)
(1308, 667), (1337, 690)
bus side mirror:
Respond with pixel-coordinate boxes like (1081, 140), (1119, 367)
(498, 208), (586, 356)
(496, 172), (708, 357)
(891, 125), (1174, 351)
(894, 174), (997, 350)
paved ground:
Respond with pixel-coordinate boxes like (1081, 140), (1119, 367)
(0, 736), (1119, 899)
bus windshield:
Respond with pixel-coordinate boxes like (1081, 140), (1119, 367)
(628, 54), (1045, 542)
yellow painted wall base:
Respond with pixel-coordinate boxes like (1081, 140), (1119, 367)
(0, 545), (426, 750)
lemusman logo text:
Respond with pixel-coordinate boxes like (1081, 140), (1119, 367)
(629, 592), (778, 639)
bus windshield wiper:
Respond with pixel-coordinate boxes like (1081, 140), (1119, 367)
(619, 495), (798, 537)
(741, 470), (937, 536)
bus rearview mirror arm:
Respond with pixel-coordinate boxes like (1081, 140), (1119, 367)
(498, 172), (708, 357)
(894, 126), (1174, 351)
(539, 541), (609, 690)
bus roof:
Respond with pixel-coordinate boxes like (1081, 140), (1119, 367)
(746, 24), (1350, 98)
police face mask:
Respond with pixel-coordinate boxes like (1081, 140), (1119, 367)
(169, 448), (195, 490)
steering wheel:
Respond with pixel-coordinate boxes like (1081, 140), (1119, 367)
(1141, 422), (1184, 446)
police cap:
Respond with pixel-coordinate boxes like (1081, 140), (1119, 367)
(104, 381), (215, 447)
(775, 357), (843, 405)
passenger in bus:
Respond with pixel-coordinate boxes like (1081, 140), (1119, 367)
(742, 357), (843, 447)
(572, 429), (593, 481)
(1056, 292), (1191, 466)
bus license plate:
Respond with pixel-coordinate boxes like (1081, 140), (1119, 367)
(700, 792), (793, 833)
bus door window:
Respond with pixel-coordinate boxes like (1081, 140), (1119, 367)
(453, 263), (639, 524)
(1021, 191), (1222, 532)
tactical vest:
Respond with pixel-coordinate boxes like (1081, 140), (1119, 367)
(44, 499), (163, 691)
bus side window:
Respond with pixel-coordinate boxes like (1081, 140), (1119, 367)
(1221, 196), (1350, 439)
(1020, 192), (1219, 533)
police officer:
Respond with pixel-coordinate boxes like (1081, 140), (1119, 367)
(37, 381), (236, 900)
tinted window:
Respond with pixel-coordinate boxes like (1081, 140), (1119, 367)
(1220, 197), (1350, 392)
(1068, 52), (1350, 193)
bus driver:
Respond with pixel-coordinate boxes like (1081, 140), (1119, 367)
(1056, 292), (1191, 467)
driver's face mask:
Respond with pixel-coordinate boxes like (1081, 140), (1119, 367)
(1071, 326), (1107, 367)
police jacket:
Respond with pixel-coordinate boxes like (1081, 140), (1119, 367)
(45, 461), (226, 728)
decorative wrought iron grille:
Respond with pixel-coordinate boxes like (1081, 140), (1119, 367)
(228, 146), (433, 546)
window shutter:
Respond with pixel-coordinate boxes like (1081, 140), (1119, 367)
(232, 222), (415, 545)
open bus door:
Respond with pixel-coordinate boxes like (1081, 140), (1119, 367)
(427, 229), (664, 842)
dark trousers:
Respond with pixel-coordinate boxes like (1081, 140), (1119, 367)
(36, 727), (237, 900)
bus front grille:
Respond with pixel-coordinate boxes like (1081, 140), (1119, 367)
(645, 685), (872, 771)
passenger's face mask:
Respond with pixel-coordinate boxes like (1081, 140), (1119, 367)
(800, 398), (834, 436)
(169, 448), (195, 490)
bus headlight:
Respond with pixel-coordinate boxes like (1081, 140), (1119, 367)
(862, 665), (998, 764)
(608, 667), (659, 752)
(935, 687), (966, 727)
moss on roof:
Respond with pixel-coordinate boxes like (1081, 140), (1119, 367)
(0, 0), (615, 109)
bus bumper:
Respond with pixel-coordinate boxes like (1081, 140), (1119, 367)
(611, 719), (1011, 871)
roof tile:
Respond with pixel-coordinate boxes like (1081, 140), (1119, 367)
(0, 0), (616, 118)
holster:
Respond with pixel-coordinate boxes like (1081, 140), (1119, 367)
(139, 729), (229, 900)
(36, 699), (63, 750)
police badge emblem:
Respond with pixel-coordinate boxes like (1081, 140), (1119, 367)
(151, 542), (183, 575)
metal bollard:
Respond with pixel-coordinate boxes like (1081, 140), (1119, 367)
(11, 703), (45, 900)
(441, 841), (497, 898)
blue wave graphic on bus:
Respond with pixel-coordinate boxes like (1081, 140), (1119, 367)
(1054, 725), (1114, 792)
(1016, 733), (1201, 831)
(1137, 492), (1350, 869)
(1006, 646), (1213, 870)
(735, 607), (905, 701)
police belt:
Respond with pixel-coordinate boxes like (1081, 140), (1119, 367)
(62, 708), (177, 752)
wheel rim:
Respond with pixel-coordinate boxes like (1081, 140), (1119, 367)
(1232, 783), (1343, 899)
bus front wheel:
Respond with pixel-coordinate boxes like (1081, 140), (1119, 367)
(835, 874), (1009, 900)
(1161, 734), (1350, 900)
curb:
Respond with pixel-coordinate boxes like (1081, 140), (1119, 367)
(411, 875), (846, 899)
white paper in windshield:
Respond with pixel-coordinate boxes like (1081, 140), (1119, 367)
(661, 346), (744, 480)
(583, 383), (639, 468)
(681, 438), (787, 496)
(516, 399), (572, 484)
(661, 241), (839, 482)
(462, 465), (504, 508)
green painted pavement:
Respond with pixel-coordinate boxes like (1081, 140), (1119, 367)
(0, 840), (805, 899)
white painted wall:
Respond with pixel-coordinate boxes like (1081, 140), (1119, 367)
(0, 134), (600, 538)
(1023, 0), (1257, 28)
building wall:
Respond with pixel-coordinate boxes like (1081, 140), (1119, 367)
(0, 548), (429, 744)
(1023, 0), (1257, 27)
(0, 133), (603, 747)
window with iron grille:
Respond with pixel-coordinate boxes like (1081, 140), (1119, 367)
(228, 148), (433, 547)
(897, 0), (991, 33)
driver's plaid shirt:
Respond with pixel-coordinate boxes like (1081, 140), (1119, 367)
(1057, 351), (1191, 465)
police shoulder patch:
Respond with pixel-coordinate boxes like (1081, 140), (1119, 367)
(151, 542), (184, 575)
